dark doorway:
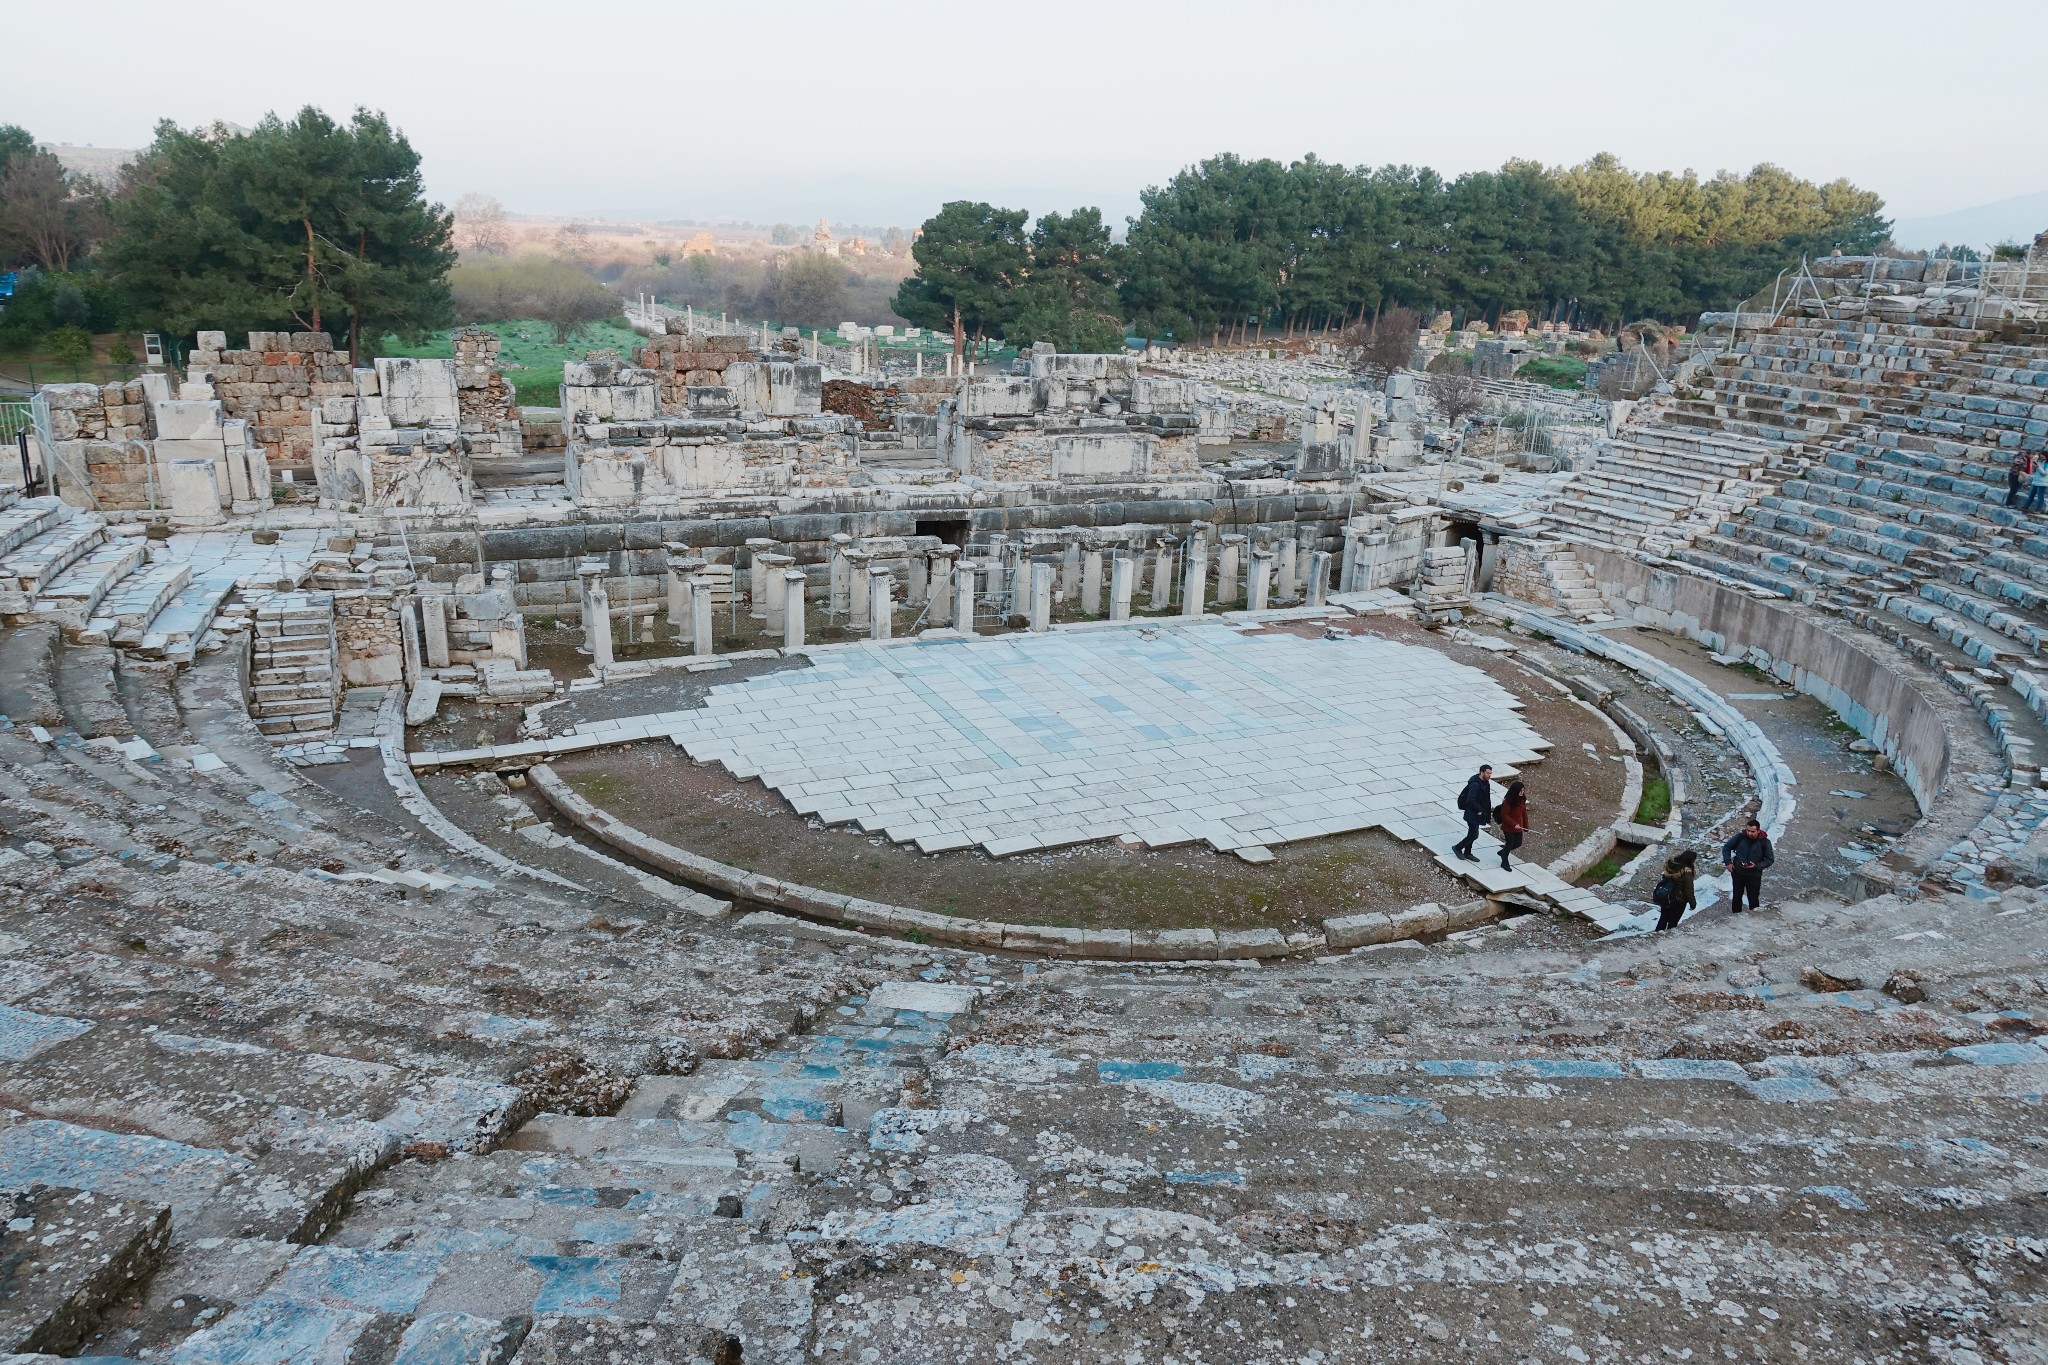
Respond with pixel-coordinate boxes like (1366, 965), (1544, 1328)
(916, 518), (971, 548)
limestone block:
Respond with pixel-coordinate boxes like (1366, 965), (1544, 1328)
(42, 383), (102, 411)
(374, 357), (459, 427)
(1322, 911), (1394, 949)
(405, 676), (444, 726)
(957, 378), (1037, 418)
(1050, 432), (1150, 481)
(164, 458), (224, 526)
(195, 330), (227, 350)
(686, 386), (736, 417)
(1129, 377), (1195, 414)
(661, 445), (748, 490)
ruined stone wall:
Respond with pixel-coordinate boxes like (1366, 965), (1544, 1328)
(561, 356), (851, 506)
(938, 348), (1206, 484)
(402, 482), (1356, 617)
(37, 381), (153, 509)
(632, 334), (760, 413)
(189, 330), (353, 468)
(453, 327), (520, 457)
(947, 425), (1201, 482)
(1492, 537), (1558, 607)
(310, 559), (412, 689)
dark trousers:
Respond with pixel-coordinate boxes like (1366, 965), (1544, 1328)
(2009, 472), (2024, 507)
(1500, 829), (1523, 867)
(1655, 899), (1688, 931)
(2028, 485), (2047, 513)
(1730, 866), (1763, 912)
(1453, 814), (1485, 855)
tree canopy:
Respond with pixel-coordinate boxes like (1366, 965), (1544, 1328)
(1118, 153), (1888, 341)
(0, 125), (106, 274)
(101, 107), (455, 358)
(891, 201), (1030, 354)
(1005, 208), (1126, 354)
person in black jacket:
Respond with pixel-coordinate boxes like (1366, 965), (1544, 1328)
(1721, 819), (1774, 913)
(1451, 764), (1493, 861)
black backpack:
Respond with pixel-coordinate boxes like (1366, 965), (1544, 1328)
(1651, 876), (1674, 909)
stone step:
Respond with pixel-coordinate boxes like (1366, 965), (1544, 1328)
(0, 514), (107, 606)
(29, 540), (147, 631)
(0, 494), (71, 560)
(93, 560), (194, 636)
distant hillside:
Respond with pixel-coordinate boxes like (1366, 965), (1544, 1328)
(1892, 190), (2048, 251)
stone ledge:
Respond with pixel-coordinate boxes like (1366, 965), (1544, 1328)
(528, 763), (1337, 961)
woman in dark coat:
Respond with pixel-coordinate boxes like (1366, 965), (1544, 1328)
(1654, 849), (1698, 931)
(1497, 780), (1528, 871)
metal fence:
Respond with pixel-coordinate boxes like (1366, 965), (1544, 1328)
(0, 401), (30, 444)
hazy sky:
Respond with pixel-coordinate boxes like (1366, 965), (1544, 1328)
(9, 0), (2046, 230)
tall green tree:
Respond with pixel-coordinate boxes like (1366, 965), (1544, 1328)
(1115, 152), (1890, 337)
(0, 125), (38, 180)
(103, 108), (454, 360)
(892, 201), (1029, 356)
(1005, 208), (1124, 353)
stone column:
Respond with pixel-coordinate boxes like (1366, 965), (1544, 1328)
(845, 550), (872, 630)
(956, 560), (979, 633)
(577, 556), (606, 658)
(581, 581), (610, 671)
(782, 570), (807, 649)
(665, 547), (701, 642)
(1277, 537), (1299, 599)
(986, 534), (1009, 611)
(1307, 550), (1333, 607)
(1218, 535), (1246, 605)
(490, 564), (529, 669)
(1340, 527), (1363, 593)
(691, 579), (715, 656)
(759, 553), (796, 633)
(1029, 561), (1054, 633)
(399, 599), (424, 683)
(1150, 539), (1176, 611)
(1110, 554), (1135, 622)
(1248, 548), (1275, 612)
(1003, 542), (1026, 619)
(828, 533), (854, 614)
(1060, 539), (1082, 601)
(420, 592), (451, 669)
(745, 538), (776, 619)
(928, 546), (959, 626)
(1082, 549), (1104, 616)
(1182, 536), (1209, 619)
(868, 566), (894, 640)
(908, 550), (930, 607)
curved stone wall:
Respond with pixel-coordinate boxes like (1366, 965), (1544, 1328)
(1578, 547), (1953, 811)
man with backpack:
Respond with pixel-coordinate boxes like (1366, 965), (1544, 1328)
(1720, 818), (1774, 914)
(1451, 764), (1493, 861)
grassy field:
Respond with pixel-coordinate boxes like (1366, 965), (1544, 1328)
(1517, 355), (1590, 390)
(379, 319), (648, 408)
(0, 332), (152, 392)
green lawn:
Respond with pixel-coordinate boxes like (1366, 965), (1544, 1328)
(378, 319), (649, 408)
(1517, 355), (1590, 390)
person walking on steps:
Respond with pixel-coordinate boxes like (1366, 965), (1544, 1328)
(2009, 452), (2033, 509)
(2027, 459), (2048, 514)
(1652, 848), (1698, 931)
(1721, 819), (1773, 914)
(1496, 779), (1528, 871)
(1452, 764), (1493, 861)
